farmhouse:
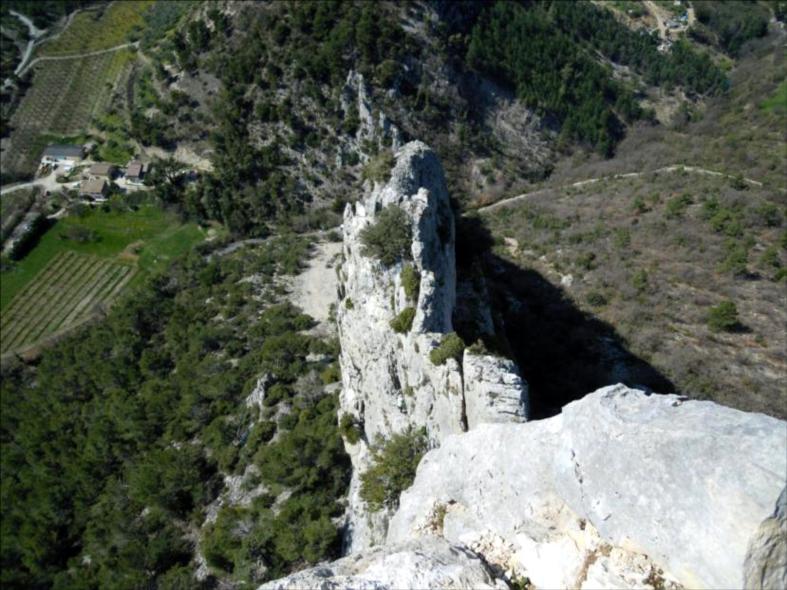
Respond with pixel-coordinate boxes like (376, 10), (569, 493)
(80, 178), (108, 200)
(89, 162), (115, 178)
(41, 144), (84, 170)
(125, 160), (144, 184)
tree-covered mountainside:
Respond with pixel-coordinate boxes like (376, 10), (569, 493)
(111, 0), (728, 234)
(1, 236), (350, 588)
(463, 1), (725, 154)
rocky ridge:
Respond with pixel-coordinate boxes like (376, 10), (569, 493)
(336, 141), (529, 550)
(262, 142), (786, 589)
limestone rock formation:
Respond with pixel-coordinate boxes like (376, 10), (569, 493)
(462, 350), (529, 429)
(337, 141), (528, 551)
(744, 487), (787, 590)
(340, 71), (401, 162)
(263, 384), (785, 589)
(388, 384), (787, 589)
(258, 537), (507, 590)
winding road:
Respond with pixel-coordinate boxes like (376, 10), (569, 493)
(16, 41), (140, 79)
(477, 165), (766, 213)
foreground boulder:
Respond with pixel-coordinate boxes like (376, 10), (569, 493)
(389, 384), (786, 589)
(259, 537), (507, 590)
(263, 385), (786, 589)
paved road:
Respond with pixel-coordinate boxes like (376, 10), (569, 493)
(478, 165), (765, 213)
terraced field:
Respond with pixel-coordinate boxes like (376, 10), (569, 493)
(0, 251), (134, 354)
(36, 1), (154, 57)
(1, 49), (135, 178)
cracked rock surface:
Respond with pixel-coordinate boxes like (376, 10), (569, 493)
(388, 384), (786, 589)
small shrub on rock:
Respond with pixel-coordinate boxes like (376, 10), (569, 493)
(360, 426), (428, 512)
(390, 307), (416, 334)
(360, 205), (413, 266)
(429, 332), (465, 366)
(320, 363), (341, 384)
(586, 291), (608, 307)
(339, 413), (362, 444)
(401, 264), (420, 301)
(361, 150), (395, 183)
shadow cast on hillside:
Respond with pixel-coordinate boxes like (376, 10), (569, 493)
(456, 215), (675, 420)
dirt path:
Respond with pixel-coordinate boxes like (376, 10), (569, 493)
(289, 240), (342, 331)
(478, 164), (765, 213)
(17, 41), (139, 78)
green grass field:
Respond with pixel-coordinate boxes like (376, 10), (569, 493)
(761, 80), (787, 115)
(0, 251), (135, 354)
(36, 1), (154, 57)
(1, 205), (205, 311)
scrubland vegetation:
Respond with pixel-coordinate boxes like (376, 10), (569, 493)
(483, 171), (786, 418)
(360, 427), (428, 512)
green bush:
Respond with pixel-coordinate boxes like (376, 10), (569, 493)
(360, 427), (428, 512)
(665, 194), (693, 218)
(360, 206), (413, 266)
(401, 264), (420, 301)
(719, 242), (749, 276)
(586, 291), (608, 307)
(631, 269), (649, 293)
(320, 363), (341, 384)
(263, 383), (292, 407)
(344, 298), (354, 309)
(707, 300), (740, 332)
(361, 150), (395, 183)
(429, 332), (465, 366)
(390, 307), (416, 334)
(338, 413), (362, 444)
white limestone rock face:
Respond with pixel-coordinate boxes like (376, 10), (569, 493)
(337, 141), (529, 552)
(463, 351), (529, 430)
(257, 537), (507, 590)
(388, 385), (787, 589)
(744, 487), (787, 590)
(341, 71), (401, 160)
(337, 141), (463, 550)
(554, 385), (787, 589)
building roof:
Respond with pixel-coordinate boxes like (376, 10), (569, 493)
(126, 161), (143, 177)
(89, 162), (115, 176)
(43, 144), (83, 159)
(80, 178), (107, 194)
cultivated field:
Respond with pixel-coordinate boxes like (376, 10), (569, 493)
(0, 250), (134, 354)
(36, 1), (154, 57)
(1, 205), (205, 309)
(1, 49), (135, 178)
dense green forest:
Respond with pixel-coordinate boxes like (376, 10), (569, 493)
(463, 1), (726, 154)
(1, 235), (350, 588)
(147, 1), (410, 235)
(692, 0), (771, 56)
